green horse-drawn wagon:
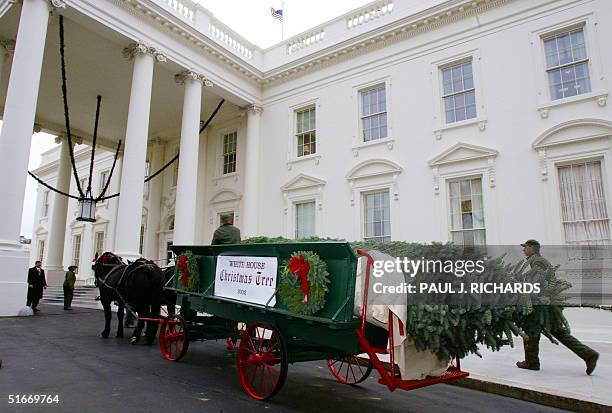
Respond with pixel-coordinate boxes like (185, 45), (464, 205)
(155, 242), (468, 400)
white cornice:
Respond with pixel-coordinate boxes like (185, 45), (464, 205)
(111, 0), (516, 88)
(262, 0), (517, 85)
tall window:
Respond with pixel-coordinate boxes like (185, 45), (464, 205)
(295, 106), (316, 157)
(172, 151), (179, 187)
(558, 161), (610, 244)
(360, 85), (388, 142)
(72, 234), (81, 268)
(99, 170), (109, 194)
(222, 132), (237, 174)
(168, 216), (175, 231)
(94, 231), (105, 256)
(295, 201), (315, 239)
(544, 27), (591, 101)
(363, 190), (391, 242)
(139, 224), (145, 255)
(144, 160), (150, 195)
(37, 239), (45, 262)
(449, 178), (485, 246)
(442, 61), (476, 124)
(42, 190), (50, 217)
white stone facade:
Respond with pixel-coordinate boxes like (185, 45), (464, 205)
(1, 0), (611, 312)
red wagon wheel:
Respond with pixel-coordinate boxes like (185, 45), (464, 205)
(237, 322), (288, 400)
(159, 314), (189, 361)
(327, 355), (373, 385)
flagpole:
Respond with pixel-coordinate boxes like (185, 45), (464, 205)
(281, 1), (285, 40)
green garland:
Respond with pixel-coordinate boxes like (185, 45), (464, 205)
(278, 251), (330, 316)
(177, 250), (200, 292)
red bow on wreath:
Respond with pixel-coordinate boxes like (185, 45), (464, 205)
(289, 255), (310, 303)
(178, 255), (189, 287)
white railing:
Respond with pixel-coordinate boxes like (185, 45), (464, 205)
(162, 0), (195, 22)
(209, 23), (253, 60)
(286, 29), (325, 55)
(346, 0), (394, 29)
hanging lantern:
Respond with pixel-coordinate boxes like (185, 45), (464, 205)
(77, 190), (96, 222)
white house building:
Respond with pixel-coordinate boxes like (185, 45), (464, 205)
(1, 0), (611, 315)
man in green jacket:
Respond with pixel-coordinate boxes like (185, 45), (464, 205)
(517, 240), (599, 375)
(63, 265), (77, 310)
(212, 213), (241, 245)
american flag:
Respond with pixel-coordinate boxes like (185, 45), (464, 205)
(270, 7), (283, 22)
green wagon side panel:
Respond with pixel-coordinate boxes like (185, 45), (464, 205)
(170, 242), (359, 326)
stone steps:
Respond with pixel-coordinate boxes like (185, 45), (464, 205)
(42, 286), (101, 309)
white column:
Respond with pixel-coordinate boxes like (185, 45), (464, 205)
(242, 105), (263, 238)
(114, 43), (164, 261)
(0, 0), (51, 248)
(144, 139), (165, 260)
(0, 0), (53, 316)
(110, 156), (123, 251)
(173, 71), (205, 245)
(45, 137), (72, 284)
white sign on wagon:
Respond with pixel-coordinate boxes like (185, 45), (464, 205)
(214, 256), (278, 306)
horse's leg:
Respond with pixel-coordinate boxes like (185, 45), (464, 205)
(168, 292), (176, 316)
(145, 302), (161, 345)
(116, 303), (124, 338)
(101, 290), (111, 339)
(131, 306), (144, 345)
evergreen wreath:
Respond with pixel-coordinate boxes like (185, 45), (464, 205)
(278, 251), (330, 316)
(176, 250), (200, 292)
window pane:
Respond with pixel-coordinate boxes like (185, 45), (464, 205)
(442, 68), (453, 95)
(462, 63), (474, 89)
(544, 37), (559, 68)
(452, 65), (463, 92)
(557, 32), (572, 65)
(571, 30), (587, 61)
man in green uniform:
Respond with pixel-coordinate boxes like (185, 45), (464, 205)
(517, 240), (599, 375)
(63, 265), (77, 310)
(212, 213), (241, 245)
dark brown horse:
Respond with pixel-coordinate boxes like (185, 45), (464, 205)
(94, 252), (165, 344)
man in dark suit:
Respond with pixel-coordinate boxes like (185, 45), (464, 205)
(27, 260), (47, 312)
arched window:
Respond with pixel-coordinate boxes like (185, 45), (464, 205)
(168, 215), (175, 231)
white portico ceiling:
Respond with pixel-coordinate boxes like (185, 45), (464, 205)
(0, 5), (242, 150)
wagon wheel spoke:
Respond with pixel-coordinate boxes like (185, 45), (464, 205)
(348, 361), (358, 382)
(237, 322), (287, 400)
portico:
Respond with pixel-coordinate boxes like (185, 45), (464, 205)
(0, 0), (261, 315)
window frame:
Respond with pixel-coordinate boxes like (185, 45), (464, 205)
(351, 77), (394, 153)
(98, 169), (110, 206)
(431, 49), (487, 138)
(359, 83), (389, 143)
(286, 99), (321, 167)
(94, 230), (105, 257)
(41, 190), (50, 218)
(446, 176), (487, 246)
(531, 15), (608, 113)
(221, 130), (238, 175)
(72, 233), (82, 269)
(294, 200), (316, 239)
(555, 158), (611, 245)
(37, 239), (45, 262)
(362, 189), (392, 242)
(542, 25), (591, 102)
(440, 59), (477, 125)
(295, 105), (317, 158)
